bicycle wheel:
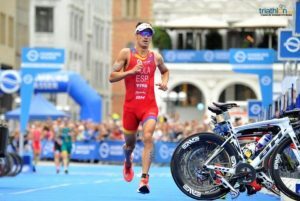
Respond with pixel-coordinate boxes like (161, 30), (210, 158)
(269, 137), (300, 200)
(171, 132), (239, 200)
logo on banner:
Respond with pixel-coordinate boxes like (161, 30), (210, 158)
(26, 50), (39, 62)
(278, 30), (300, 60)
(260, 75), (272, 86)
(233, 51), (246, 63)
(250, 104), (262, 115)
(99, 142), (109, 158)
(159, 144), (170, 159)
(0, 70), (21, 93)
(165, 51), (176, 62)
(203, 51), (214, 62)
(284, 37), (300, 53)
(23, 74), (34, 85)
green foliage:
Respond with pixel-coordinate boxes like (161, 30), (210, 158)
(152, 27), (172, 50)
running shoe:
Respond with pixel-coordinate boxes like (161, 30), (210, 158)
(137, 176), (150, 194)
(123, 156), (134, 182)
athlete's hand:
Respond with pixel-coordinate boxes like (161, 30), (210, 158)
(129, 64), (143, 75)
(156, 83), (168, 91)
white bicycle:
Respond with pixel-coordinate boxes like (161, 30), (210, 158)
(171, 102), (300, 200)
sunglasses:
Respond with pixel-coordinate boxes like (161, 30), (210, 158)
(138, 31), (153, 37)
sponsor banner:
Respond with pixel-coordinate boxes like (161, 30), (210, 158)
(39, 140), (179, 164)
(154, 141), (177, 163)
(248, 100), (263, 119)
(98, 140), (143, 163)
(20, 48), (64, 135)
(21, 48), (65, 68)
(278, 29), (300, 60)
(40, 140), (54, 159)
(71, 141), (99, 161)
(230, 48), (274, 65)
(230, 49), (274, 108)
(161, 50), (229, 63)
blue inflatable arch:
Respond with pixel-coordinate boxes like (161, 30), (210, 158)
(34, 71), (102, 123)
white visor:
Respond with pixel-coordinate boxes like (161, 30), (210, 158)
(135, 23), (155, 34)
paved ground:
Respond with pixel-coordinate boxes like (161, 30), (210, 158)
(0, 162), (280, 201)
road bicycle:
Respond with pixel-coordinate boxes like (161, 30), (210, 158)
(171, 102), (300, 200)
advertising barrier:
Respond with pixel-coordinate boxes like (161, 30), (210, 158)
(40, 140), (177, 164)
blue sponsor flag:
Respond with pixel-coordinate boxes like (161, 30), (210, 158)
(230, 49), (274, 108)
(278, 29), (300, 60)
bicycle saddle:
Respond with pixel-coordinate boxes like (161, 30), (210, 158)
(213, 102), (238, 111)
(208, 105), (223, 115)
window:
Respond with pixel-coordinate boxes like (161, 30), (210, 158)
(124, 0), (138, 18)
(74, 14), (78, 40)
(0, 13), (5, 44)
(8, 16), (14, 47)
(35, 7), (53, 32)
(70, 12), (73, 39)
(79, 17), (83, 41)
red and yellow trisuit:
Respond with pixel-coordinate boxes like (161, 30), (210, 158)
(123, 48), (158, 134)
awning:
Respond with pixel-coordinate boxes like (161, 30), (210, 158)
(5, 94), (68, 120)
(232, 16), (289, 28)
(156, 16), (229, 29)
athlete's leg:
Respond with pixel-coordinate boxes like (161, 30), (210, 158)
(54, 150), (61, 173)
(122, 109), (139, 182)
(124, 133), (136, 166)
(138, 118), (156, 194)
(141, 119), (156, 176)
(61, 150), (69, 173)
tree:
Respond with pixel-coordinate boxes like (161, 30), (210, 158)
(152, 27), (172, 50)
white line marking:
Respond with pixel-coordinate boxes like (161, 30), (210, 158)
(10, 184), (71, 195)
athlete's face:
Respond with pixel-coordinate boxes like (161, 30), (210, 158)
(136, 29), (153, 48)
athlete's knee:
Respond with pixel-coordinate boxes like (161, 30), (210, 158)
(143, 132), (153, 144)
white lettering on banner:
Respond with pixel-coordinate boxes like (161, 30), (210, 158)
(109, 145), (123, 155)
(34, 82), (59, 90)
(159, 144), (175, 159)
(74, 145), (95, 155)
(35, 74), (69, 82)
(247, 53), (270, 61)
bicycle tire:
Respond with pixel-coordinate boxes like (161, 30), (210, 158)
(170, 132), (239, 200)
(269, 137), (300, 200)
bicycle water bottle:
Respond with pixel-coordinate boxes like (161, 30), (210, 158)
(255, 133), (272, 151)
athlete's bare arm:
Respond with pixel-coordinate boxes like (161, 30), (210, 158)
(155, 52), (169, 91)
(109, 48), (143, 83)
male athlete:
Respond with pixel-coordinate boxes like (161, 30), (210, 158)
(109, 22), (169, 194)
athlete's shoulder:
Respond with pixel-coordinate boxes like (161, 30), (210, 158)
(120, 48), (131, 55)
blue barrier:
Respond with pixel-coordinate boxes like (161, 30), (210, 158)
(39, 140), (177, 164)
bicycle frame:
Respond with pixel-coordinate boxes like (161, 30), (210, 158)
(204, 117), (300, 175)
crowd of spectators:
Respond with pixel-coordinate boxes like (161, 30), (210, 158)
(8, 113), (212, 150)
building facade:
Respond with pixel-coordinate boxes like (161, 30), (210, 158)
(29, 0), (112, 120)
(0, 0), (30, 116)
(151, 0), (294, 121)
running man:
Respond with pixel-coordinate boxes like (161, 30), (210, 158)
(109, 22), (169, 194)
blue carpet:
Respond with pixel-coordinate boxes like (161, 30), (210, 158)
(0, 163), (280, 201)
